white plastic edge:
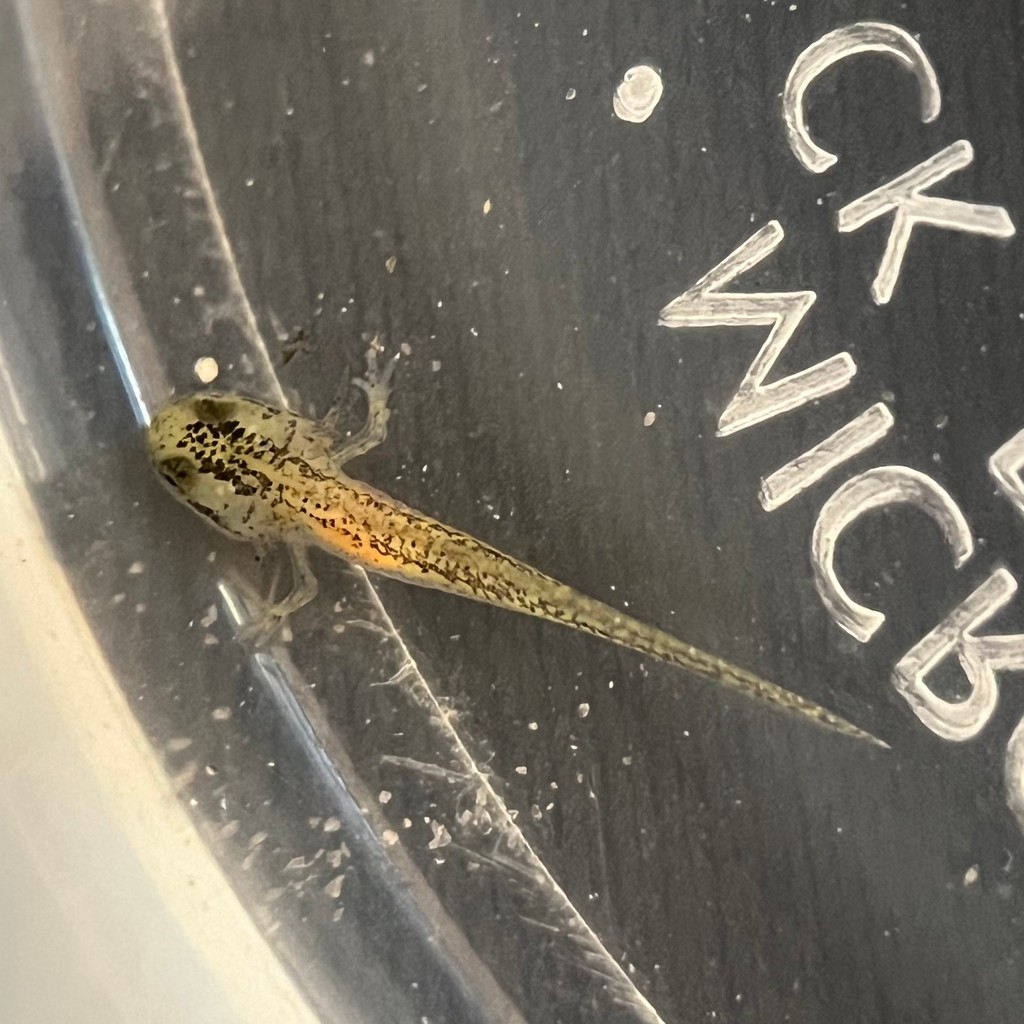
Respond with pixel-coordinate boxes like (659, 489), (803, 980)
(0, 423), (318, 1024)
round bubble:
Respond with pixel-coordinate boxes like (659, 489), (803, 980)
(613, 65), (664, 124)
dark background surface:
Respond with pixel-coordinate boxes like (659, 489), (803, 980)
(172, 2), (1024, 1020)
(9, 1), (1024, 1022)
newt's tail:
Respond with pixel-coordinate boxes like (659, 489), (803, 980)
(376, 507), (886, 747)
(557, 591), (886, 748)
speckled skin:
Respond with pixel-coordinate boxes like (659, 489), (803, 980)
(147, 392), (882, 747)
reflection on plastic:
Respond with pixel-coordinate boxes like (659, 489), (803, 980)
(217, 574), (668, 1023)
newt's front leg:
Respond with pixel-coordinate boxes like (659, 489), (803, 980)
(326, 340), (402, 466)
(232, 544), (320, 645)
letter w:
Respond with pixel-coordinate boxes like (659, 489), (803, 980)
(659, 221), (855, 437)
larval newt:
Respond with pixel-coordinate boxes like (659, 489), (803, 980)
(146, 348), (884, 748)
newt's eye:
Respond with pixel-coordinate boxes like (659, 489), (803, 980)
(159, 456), (198, 490)
(193, 397), (237, 421)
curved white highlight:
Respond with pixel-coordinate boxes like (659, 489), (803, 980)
(782, 22), (941, 174)
(1005, 714), (1024, 833)
(811, 466), (974, 643)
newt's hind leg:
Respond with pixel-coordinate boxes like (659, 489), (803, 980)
(323, 339), (401, 466)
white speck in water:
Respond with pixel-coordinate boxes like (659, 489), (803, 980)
(483, 198), (492, 214)
(324, 875), (345, 898)
(528, 721), (539, 731)
(577, 703), (590, 719)
(613, 64), (664, 123)
(382, 829), (399, 846)
(427, 821), (451, 849)
(245, 177), (255, 187)
(385, 255), (397, 273)
(515, 765), (528, 775)
(431, 360), (442, 372)
(128, 561), (145, 575)
(323, 816), (341, 833)
(964, 864), (980, 886)
(565, 87), (577, 100)
(212, 706), (232, 721)
(200, 604), (218, 628)
(362, 50), (375, 67)
(643, 411), (656, 427)
(622, 755), (633, 766)
(379, 790), (392, 804)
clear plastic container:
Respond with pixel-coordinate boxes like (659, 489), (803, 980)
(4, 3), (1022, 1023)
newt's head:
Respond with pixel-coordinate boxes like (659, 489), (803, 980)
(146, 392), (294, 541)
